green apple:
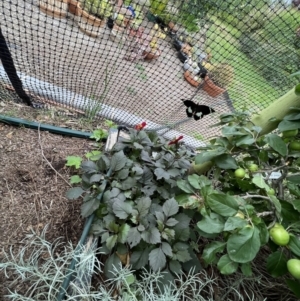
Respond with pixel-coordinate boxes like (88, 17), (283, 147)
(248, 163), (259, 172)
(234, 168), (246, 179)
(282, 129), (298, 138)
(269, 226), (290, 246)
(289, 141), (300, 151)
(287, 259), (300, 279)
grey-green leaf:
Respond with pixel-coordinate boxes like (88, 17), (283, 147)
(137, 197), (152, 217)
(163, 198), (179, 217)
(131, 249), (150, 270)
(126, 227), (141, 248)
(161, 242), (173, 257)
(149, 248), (166, 272)
(106, 235), (118, 250)
(169, 260), (182, 275)
(112, 200), (133, 219)
(66, 187), (85, 200)
(111, 150), (127, 172)
(154, 168), (170, 180)
(141, 227), (161, 244)
(81, 198), (99, 217)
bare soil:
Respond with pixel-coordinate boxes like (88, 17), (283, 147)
(0, 100), (104, 298)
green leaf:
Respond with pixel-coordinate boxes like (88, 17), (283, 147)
(214, 154), (238, 169)
(222, 126), (246, 137)
(81, 161), (98, 174)
(278, 120), (300, 131)
(111, 150), (127, 172)
(251, 174), (270, 190)
(195, 149), (225, 165)
(161, 242), (173, 257)
(90, 174), (102, 183)
(241, 262), (252, 276)
(288, 235), (300, 257)
(269, 195), (282, 216)
(187, 174), (201, 189)
(182, 248), (202, 273)
(197, 213), (225, 234)
(90, 128), (108, 141)
(154, 168), (170, 180)
(85, 150), (102, 160)
(266, 251), (288, 277)
(291, 71), (300, 77)
(104, 253), (121, 279)
(173, 249), (192, 263)
(217, 254), (238, 275)
(118, 223), (130, 243)
(106, 235), (118, 250)
(295, 83), (300, 95)
(70, 175), (82, 184)
(65, 187), (85, 200)
(141, 227), (161, 244)
(202, 241), (227, 264)
(169, 260), (182, 275)
(255, 223), (269, 245)
(284, 112), (300, 121)
(292, 199), (300, 212)
(137, 197), (151, 217)
(149, 248), (166, 271)
(127, 227), (141, 248)
(176, 180), (195, 193)
(117, 169), (130, 180)
(66, 156), (82, 169)
(112, 200), (133, 219)
(131, 248), (150, 270)
(227, 226), (260, 263)
(165, 218), (178, 227)
(163, 198), (179, 217)
(235, 135), (255, 146)
(224, 217), (248, 231)
(120, 177), (137, 190)
(265, 134), (287, 156)
(286, 279), (300, 298)
(206, 193), (239, 217)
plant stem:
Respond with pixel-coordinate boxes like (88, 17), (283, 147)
(250, 87), (300, 136)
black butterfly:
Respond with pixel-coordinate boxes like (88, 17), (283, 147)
(182, 100), (215, 121)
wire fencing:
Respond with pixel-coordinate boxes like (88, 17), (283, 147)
(0, 0), (299, 146)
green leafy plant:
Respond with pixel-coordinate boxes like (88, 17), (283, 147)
(187, 110), (300, 297)
(66, 124), (201, 280)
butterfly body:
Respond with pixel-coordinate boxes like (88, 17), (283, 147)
(182, 100), (215, 121)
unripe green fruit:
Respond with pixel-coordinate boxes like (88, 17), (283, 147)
(282, 129), (298, 138)
(248, 164), (259, 172)
(267, 188), (275, 196)
(234, 168), (246, 179)
(287, 259), (300, 279)
(269, 226), (290, 246)
(289, 141), (300, 151)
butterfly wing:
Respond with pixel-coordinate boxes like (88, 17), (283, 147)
(193, 105), (215, 120)
(182, 100), (197, 118)
(186, 107), (193, 117)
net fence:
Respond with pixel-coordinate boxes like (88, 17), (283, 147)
(0, 0), (299, 147)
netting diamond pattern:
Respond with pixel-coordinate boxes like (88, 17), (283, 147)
(0, 0), (299, 147)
